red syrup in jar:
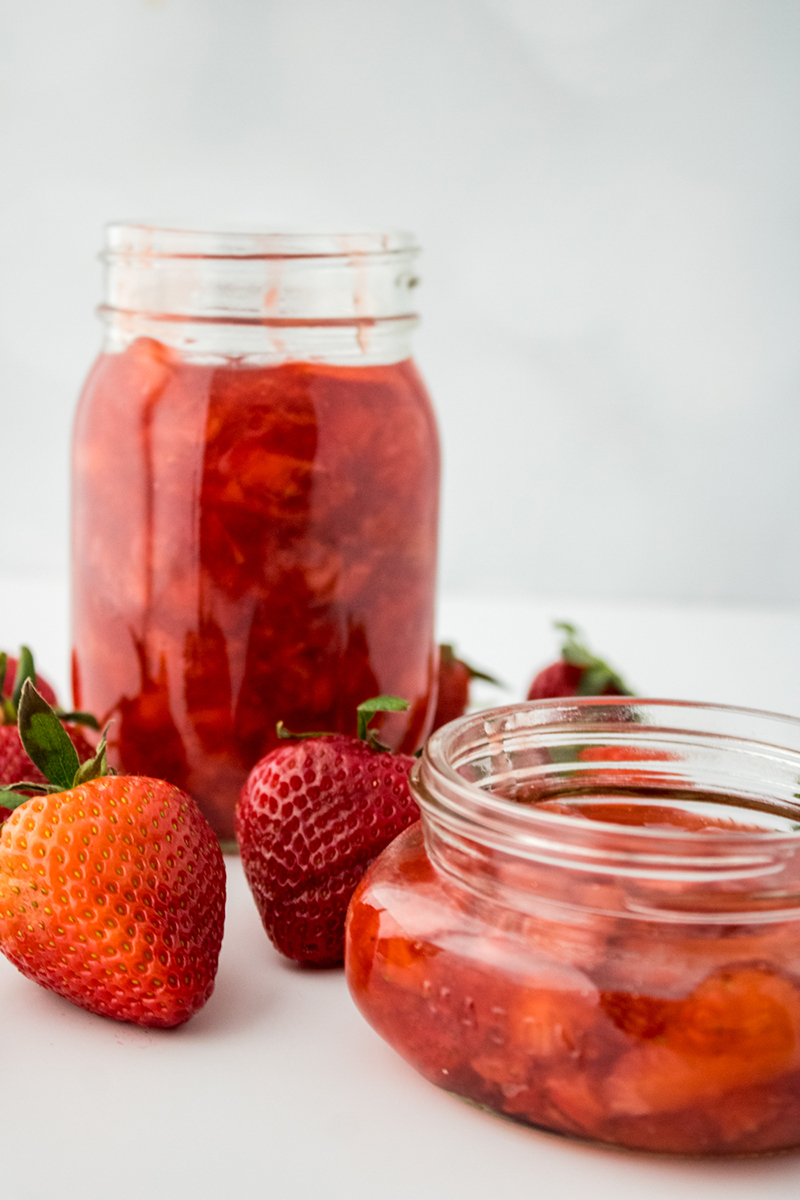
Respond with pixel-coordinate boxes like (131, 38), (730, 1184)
(346, 787), (800, 1155)
(72, 337), (439, 840)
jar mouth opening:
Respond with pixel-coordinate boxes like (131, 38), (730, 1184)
(103, 223), (420, 261)
(416, 697), (800, 848)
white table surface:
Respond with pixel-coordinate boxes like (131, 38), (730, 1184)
(2, 576), (800, 1200)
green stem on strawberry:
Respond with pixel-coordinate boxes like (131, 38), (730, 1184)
(276, 721), (337, 741)
(0, 679), (115, 811)
(11, 646), (36, 713)
(355, 695), (410, 747)
(0, 653), (14, 726)
(554, 621), (633, 696)
(276, 695), (411, 754)
(55, 710), (101, 730)
(0, 646), (101, 734)
(439, 643), (503, 688)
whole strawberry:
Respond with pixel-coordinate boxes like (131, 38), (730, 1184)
(236, 696), (418, 967)
(0, 680), (225, 1027)
(527, 621), (632, 700)
(431, 644), (501, 732)
(0, 648), (97, 798)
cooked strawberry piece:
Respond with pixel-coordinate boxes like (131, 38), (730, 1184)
(600, 990), (676, 1039)
(604, 966), (800, 1118)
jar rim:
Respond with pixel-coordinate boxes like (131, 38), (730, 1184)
(416, 697), (800, 848)
(103, 223), (419, 261)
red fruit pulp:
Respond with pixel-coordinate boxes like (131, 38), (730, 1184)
(72, 339), (439, 839)
(346, 793), (800, 1154)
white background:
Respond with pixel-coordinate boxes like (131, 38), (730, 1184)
(1, 0), (800, 607)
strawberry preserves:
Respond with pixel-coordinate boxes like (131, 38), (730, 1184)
(346, 699), (800, 1154)
(72, 227), (439, 840)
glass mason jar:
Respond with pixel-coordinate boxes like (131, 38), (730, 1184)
(346, 698), (800, 1155)
(72, 225), (440, 842)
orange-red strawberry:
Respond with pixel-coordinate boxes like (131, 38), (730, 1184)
(0, 680), (225, 1027)
(527, 622), (633, 700)
(430, 644), (501, 732)
(236, 696), (418, 967)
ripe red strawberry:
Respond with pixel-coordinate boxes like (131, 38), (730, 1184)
(2, 654), (57, 708)
(0, 725), (96, 793)
(0, 680), (225, 1027)
(0, 648), (96, 797)
(430, 644), (502, 732)
(236, 696), (419, 967)
(527, 622), (632, 700)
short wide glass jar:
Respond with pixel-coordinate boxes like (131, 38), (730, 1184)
(346, 699), (800, 1155)
(72, 226), (439, 841)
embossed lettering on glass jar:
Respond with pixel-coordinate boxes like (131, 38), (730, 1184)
(72, 226), (439, 841)
(346, 699), (800, 1155)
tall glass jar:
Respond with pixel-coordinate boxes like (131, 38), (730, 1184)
(72, 226), (439, 841)
(346, 698), (800, 1155)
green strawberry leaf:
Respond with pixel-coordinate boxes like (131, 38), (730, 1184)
(18, 679), (80, 791)
(276, 696), (411, 751)
(0, 788), (39, 810)
(555, 621), (634, 696)
(357, 695), (410, 746)
(576, 665), (613, 696)
(276, 721), (335, 740)
(72, 724), (114, 786)
(465, 663), (503, 686)
(57, 710), (101, 731)
(440, 643), (503, 688)
(0, 651), (13, 726)
(11, 646), (36, 714)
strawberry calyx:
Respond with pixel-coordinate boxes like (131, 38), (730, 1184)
(0, 655), (13, 725)
(555, 621), (633, 696)
(0, 679), (115, 809)
(276, 694), (410, 753)
(355, 695), (410, 750)
(0, 645), (100, 731)
(439, 643), (503, 687)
